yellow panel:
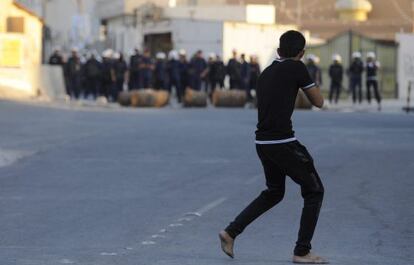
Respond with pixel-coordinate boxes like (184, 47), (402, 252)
(0, 36), (23, 67)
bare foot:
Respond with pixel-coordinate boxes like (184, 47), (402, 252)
(218, 230), (234, 258)
(292, 252), (329, 264)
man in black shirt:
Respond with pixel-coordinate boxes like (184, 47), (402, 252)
(219, 30), (327, 264)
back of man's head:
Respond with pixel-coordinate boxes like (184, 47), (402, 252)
(278, 30), (306, 58)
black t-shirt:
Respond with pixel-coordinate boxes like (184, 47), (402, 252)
(366, 61), (378, 79)
(255, 59), (315, 142)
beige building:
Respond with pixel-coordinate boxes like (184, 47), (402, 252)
(0, 0), (43, 98)
(270, 0), (414, 41)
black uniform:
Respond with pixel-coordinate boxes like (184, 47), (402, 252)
(114, 57), (128, 99)
(348, 59), (364, 103)
(129, 52), (141, 90)
(190, 56), (207, 91)
(140, 55), (154, 89)
(249, 61), (261, 100)
(206, 60), (216, 95)
(178, 58), (190, 101)
(154, 59), (169, 91)
(227, 58), (242, 89)
(65, 55), (82, 99)
(101, 58), (115, 100)
(240, 59), (250, 92)
(49, 52), (64, 65)
(213, 59), (226, 90)
(306, 62), (322, 86)
(84, 56), (102, 99)
(366, 61), (381, 104)
(168, 59), (181, 100)
(225, 58), (324, 257)
(328, 62), (343, 103)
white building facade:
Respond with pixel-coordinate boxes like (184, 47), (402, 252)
(98, 2), (296, 68)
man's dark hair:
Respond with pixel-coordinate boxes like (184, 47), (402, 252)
(278, 30), (306, 58)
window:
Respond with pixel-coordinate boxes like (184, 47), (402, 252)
(7, 17), (25, 33)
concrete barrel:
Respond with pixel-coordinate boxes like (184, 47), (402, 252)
(118, 91), (132, 106)
(212, 89), (246, 107)
(130, 89), (169, 108)
(295, 90), (312, 109)
(183, 88), (208, 107)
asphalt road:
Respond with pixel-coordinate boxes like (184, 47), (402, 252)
(0, 100), (413, 265)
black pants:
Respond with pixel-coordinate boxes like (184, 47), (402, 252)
(230, 78), (240, 89)
(129, 72), (140, 90)
(169, 77), (182, 101)
(68, 75), (81, 99)
(225, 141), (324, 256)
(329, 81), (341, 104)
(112, 78), (124, 102)
(366, 80), (381, 104)
(86, 77), (100, 99)
(208, 79), (224, 99)
(350, 77), (362, 103)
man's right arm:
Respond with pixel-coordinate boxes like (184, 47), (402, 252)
(303, 86), (324, 108)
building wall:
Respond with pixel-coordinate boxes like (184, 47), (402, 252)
(0, 0), (43, 98)
(307, 31), (398, 98)
(223, 22), (296, 68)
(45, 0), (100, 50)
(170, 19), (223, 57)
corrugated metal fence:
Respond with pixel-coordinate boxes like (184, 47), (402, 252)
(307, 30), (397, 98)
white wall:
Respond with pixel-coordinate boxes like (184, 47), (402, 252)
(45, 0), (100, 50)
(96, 0), (126, 18)
(164, 5), (246, 22)
(396, 33), (414, 100)
(223, 22), (297, 68)
(105, 18), (222, 56)
(170, 19), (223, 57)
(108, 17), (297, 68)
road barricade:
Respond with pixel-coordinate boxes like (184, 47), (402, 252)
(183, 88), (207, 107)
(212, 89), (246, 107)
(118, 91), (132, 106)
(118, 89), (169, 108)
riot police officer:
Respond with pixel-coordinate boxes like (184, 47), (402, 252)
(168, 50), (182, 101)
(140, 49), (154, 88)
(65, 48), (82, 99)
(129, 48), (141, 90)
(190, 50), (207, 91)
(113, 52), (128, 101)
(329, 54), (344, 104)
(154, 52), (169, 91)
(366, 51), (382, 110)
(178, 50), (190, 101)
(348, 52), (364, 104)
(84, 52), (102, 99)
(227, 49), (242, 89)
